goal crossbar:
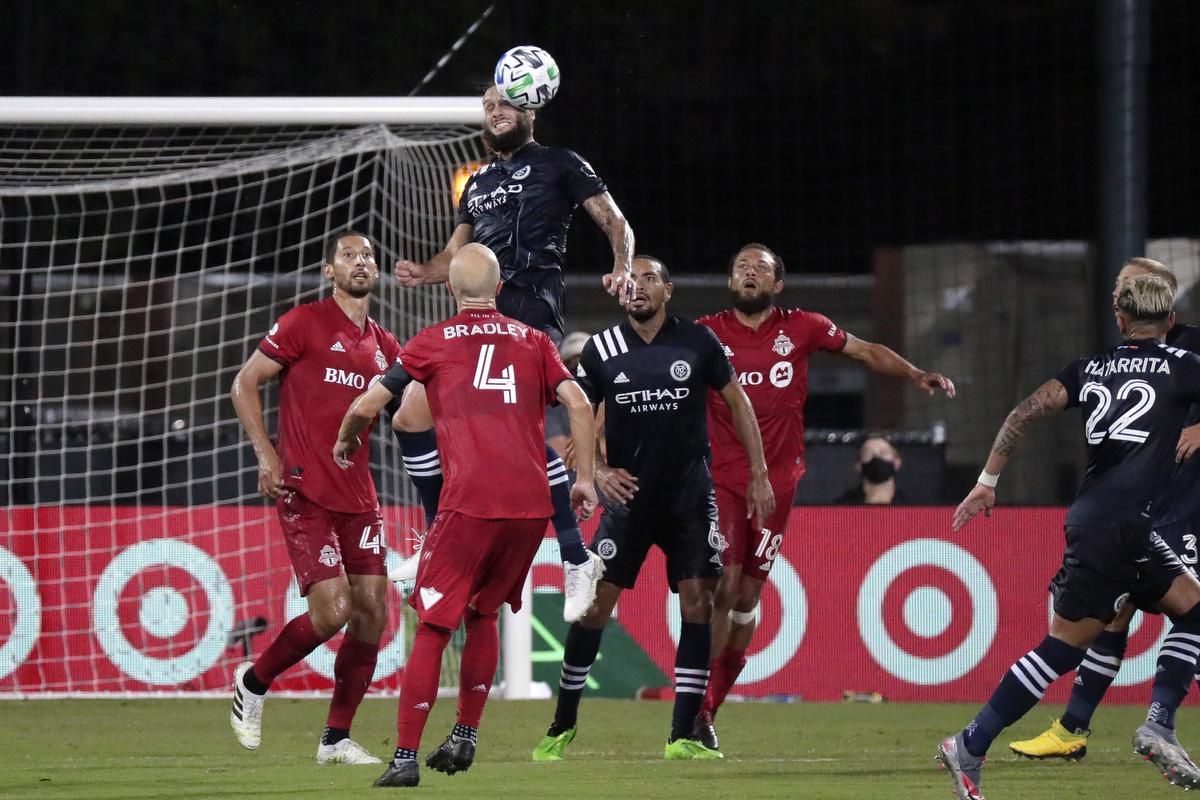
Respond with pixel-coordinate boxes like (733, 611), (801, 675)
(0, 96), (481, 125)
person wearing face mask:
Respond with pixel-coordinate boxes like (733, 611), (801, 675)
(836, 436), (907, 505)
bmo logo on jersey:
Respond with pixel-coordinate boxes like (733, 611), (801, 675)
(323, 367), (366, 389)
(739, 361), (794, 389)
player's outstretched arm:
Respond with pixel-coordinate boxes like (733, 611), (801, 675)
(952, 378), (1068, 531)
(557, 379), (598, 519)
(718, 378), (775, 528)
(583, 192), (634, 305)
(394, 223), (473, 287)
(334, 377), (404, 469)
(230, 350), (286, 499)
(839, 334), (956, 397)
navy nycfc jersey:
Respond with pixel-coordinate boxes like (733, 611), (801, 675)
(575, 317), (733, 502)
(456, 142), (607, 330)
(1056, 337), (1200, 526)
(1150, 322), (1200, 527)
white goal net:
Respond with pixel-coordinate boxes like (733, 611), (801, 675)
(0, 98), (493, 695)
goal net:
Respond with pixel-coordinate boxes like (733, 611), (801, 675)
(0, 97), (517, 696)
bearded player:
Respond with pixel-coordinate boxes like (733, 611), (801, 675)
(694, 242), (955, 750)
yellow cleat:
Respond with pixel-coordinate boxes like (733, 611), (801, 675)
(1009, 718), (1088, 760)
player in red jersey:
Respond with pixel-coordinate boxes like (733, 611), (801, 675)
(228, 230), (401, 765)
(334, 243), (597, 789)
(693, 242), (956, 749)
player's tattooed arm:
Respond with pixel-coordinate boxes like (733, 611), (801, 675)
(991, 378), (1069, 459)
(583, 192), (635, 304)
(953, 378), (1067, 532)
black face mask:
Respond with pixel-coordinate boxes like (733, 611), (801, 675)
(861, 457), (896, 484)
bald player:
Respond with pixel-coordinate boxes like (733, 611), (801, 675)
(335, 243), (597, 789)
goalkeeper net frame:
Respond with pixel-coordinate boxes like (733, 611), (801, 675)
(0, 96), (535, 699)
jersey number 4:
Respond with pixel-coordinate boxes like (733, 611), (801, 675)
(473, 344), (517, 403)
(1081, 379), (1155, 445)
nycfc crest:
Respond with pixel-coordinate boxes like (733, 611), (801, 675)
(772, 331), (794, 357)
(374, 349), (387, 371)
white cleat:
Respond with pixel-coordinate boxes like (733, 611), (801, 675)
(388, 553), (420, 584)
(229, 662), (265, 750)
(317, 738), (383, 765)
(562, 551), (605, 622)
(389, 530), (425, 585)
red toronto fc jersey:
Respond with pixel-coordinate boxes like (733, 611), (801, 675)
(257, 296), (402, 513)
(699, 306), (847, 492)
(399, 308), (573, 519)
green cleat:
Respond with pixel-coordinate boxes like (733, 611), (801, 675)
(664, 738), (724, 760)
(532, 728), (576, 762)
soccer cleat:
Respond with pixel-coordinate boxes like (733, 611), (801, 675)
(229, 662), (265, 750)
(664, 737), (724, 760)
(532, 727), (576, 761)
(388, 530), (425, 584)
(936, 733), (986, 800)
(425, 734), (476, 775)
(562, 551), (605, 622)
(317, 738), (383, 765)
(1008, 718), (1088, 760)
(691, 710), (720, 752)
(374, 759), (420, 788)
(1133, 723), (1200, 789)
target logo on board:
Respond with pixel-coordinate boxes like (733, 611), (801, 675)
(92, 540), (235, 685)
(857, 539), (998, 685)
(0, 547), (41, 681)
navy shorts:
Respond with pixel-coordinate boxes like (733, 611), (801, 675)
(1050, 517), (1187, 622)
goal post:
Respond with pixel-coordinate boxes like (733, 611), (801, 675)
(0, 96), (537, 698)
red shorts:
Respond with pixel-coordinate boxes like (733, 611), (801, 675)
(276, 490), (387, 595)
(715, 479), (795, 579)
(409, 510), (548, 630)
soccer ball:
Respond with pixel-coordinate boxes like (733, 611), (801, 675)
(494, 45), (560, 109)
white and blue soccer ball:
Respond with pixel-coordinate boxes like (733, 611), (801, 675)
(494, 45), (560, 109)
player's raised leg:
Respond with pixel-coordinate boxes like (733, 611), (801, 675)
(390, 382), (439, 583)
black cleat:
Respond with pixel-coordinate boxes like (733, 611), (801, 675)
(691, 710), (720, 752)
(425, 734), (476, 775)
(374, 759), (419, 788)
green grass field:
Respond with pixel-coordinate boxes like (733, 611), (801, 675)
(1, 698), (1183, 799)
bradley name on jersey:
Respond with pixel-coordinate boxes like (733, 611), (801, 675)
(443, 319), (531, 340)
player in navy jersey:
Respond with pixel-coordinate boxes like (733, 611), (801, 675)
(333, 243), (597, 788)
(388, 84), (635, 622)
(939, 274), (1200, 799)
(532, 255), (775, 762)
(1011, 258), (1200, 764)
(228, 230), (400, 765)
(695, 242), (954, 750)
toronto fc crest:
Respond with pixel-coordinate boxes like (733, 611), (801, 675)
(772, 331), (794, 357)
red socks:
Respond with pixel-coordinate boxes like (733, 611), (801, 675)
(457, 611), (500, 728)
(396, 623), (452, 750)
(325, 635), (380, 730)
(252, 613), (326, 686)
(701, 646), (748, 718)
